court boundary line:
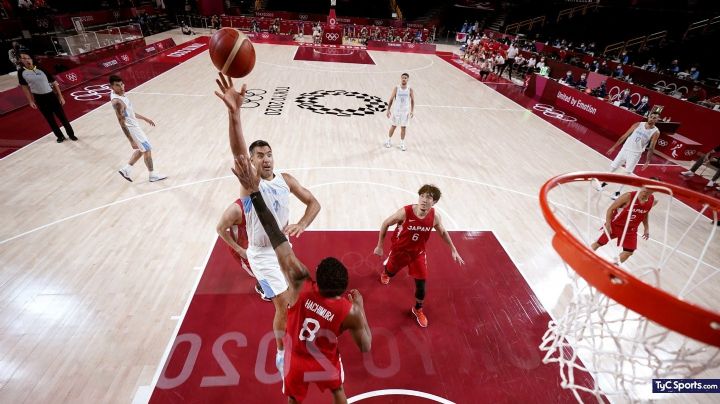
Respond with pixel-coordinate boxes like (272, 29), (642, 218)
(348, 388), (455, 403)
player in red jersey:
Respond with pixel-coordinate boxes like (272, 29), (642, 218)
(591, 181), (659, 263)
(231, 156), (372, 404)
(216, 199), (270, 301)
(373, 184), (465, 328)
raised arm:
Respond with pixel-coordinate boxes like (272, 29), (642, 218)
(282, 173), (321, 237)
(232, 156), (309, 292)
(214, 72), (249, 160)
(341, 290), (372, 352)
(433, 213), (464, 264)
(373, 208), (405, 256)
(215, 203), (247, 259)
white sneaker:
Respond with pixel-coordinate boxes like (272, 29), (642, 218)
(591, 178), (603, 191)
(118, 167), (132, 182)
(610, 191), (620, 200)
(400, 143), (407, 151)
(149, 172), (168, 182)
(384, 139), (391, 148)
(707, 180), (716, 187)
(680, 170), (694, 177)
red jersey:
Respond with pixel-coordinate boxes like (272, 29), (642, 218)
(391, 205), (435, 255)
(610, 192), (654, 231)
(286, 280), (352, 364)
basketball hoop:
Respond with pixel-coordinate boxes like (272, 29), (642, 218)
(538, 172), (720, 401)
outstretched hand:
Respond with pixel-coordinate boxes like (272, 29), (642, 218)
(347, 289), (364, 307)
(231, 155), (260, 192)
(214, 72), (246, 112)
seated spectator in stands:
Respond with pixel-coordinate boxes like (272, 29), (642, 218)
(251, 19), (259, 32)
(403, 30), (411, 42)
(598, 61), (610, 75)
(414, 30), (423, 43)
(589, 59), (599, 72)
(575, 73), (588, 89)
(513, 54), (526, 76)
(591, 81), (607, 98)
(617, 88), (633, 108)
(536, 57), (546, 70)
(539, 64), (550, 77)
(613, 64), (624, 78)
(633, 95), (651, 116)
(525, 56), (537, 74)
(686, 84), (708, 103)
(641, 58), (657, 71)
(479, 57), (493, 81)
(669, 59), (680, 74)
(620, 51), (630, 65)
(211, 15), (220, 31)
(494, 53), (506, 75)
(559, 70), (575, 86)
(689, 66), (700, 81)
(461, 20), (468, 33)
(623, 75), (633, 84)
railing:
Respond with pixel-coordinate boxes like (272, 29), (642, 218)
(51, 23), (143, 56)
(683, 15), (720, 40)
(504, 16), (545, 34)
(602, 30), (666, 58)
(557, 2), (599, 23)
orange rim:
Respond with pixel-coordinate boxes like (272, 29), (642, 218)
(539, 172), (720, 347)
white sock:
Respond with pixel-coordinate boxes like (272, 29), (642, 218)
(123, 164), (132, 172)
(149, 170), (155, 176)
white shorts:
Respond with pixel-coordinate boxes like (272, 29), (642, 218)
(247, 245), (288, 298)
(390, 110), (410, 127)
(610, 150), (642, 173)
(128, 127), (152, 152)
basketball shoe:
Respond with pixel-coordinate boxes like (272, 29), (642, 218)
(118, 166), (132, 182)
(149, 172), (168, 182)
(384, 139), (392, 148)
(412, 307), (428, 327)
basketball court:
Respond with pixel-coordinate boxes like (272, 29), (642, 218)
(1, 31), (718, 403)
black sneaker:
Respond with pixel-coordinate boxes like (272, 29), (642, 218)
(56, 137), (65, 143)
(68, 134), (78, 141)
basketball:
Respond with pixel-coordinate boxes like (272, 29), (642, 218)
(209, 28), (256, 78)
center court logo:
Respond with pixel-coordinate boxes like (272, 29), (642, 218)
(295, 90), (387, 117)
(532, 104), (577, 122)
(325, 33), (340, 41)
(70, 84), (112, 101)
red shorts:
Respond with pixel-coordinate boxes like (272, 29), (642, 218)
(596, 224), (638, 251)
(283, 354), (344, 402)
(384, 249), (427, 279)
(227, 244), (254, 278)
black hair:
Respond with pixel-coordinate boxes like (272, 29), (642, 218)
(249, 139), (272, 155)
(18, 48), (32, 57)
(109, 75), (123, 85)
(418, 184), (442, 202)
(401, 72), (409, 78)
(316, 257), (348, 298)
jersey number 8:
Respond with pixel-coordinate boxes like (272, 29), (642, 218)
(299, 318), (321, 342)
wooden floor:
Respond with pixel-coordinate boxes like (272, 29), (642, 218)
(1, 31), (718, 403)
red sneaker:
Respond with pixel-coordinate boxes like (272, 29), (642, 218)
(380, 271), (390, 285)
(412, 307), (428, 328)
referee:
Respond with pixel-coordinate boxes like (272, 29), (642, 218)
(18, 50), (76, 143)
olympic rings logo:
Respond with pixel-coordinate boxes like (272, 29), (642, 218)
(70, 84), (112, 101)
(65, 73), (79, 82)
(261, 33), (269, 38)
(532, 104), (577, 122)
(241, 89), (267, 108)
(608, 86), (641, 105)
(685, 150), (696, 156)
(325, 33), (339, 41)
(120, 54), (130, 62)
(657, 139), (668, 147)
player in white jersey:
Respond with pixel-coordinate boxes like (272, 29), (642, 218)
(109, 75), (167, 182)
(214, 73), (321, 374)
(384, 72), (415, 151)
(595, 111), (660, 199)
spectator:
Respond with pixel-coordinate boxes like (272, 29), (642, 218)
(591, 80), (608, 98)
(505, 43), (518, 78)
(494, 53), (506, 76)
(689, 66), (700, 81)
(633, 95), (651, 116)
(617, 88), (633, 108)
(17, 50), (76, 143)
(525, 56), (537, 74)
(479, 57), (492, 81)
(641, 58), (656, 71)
(613, 64), (624, 78)
(8, 41), (21, 70)
(575, 72), (588, 89)
(461, 20), (468, 33)
(536, 57), (546, 71)
(686, 85), (707, 103)
(181, 21), (195, 35)
(669, 59), (680, 74)
(559, 70), (575, 86)
(598, 60), (610, 75)
(512, 54), (526, 76)
(620, 50), (629, 65)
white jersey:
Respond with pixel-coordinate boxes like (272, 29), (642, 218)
(110, 92), (140, 128)
(393, 85), (411, 113)
(245, 172), (291, 247)
(622, 122), (659, 153)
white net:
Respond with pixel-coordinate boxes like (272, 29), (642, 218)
(52, 24), (143, 56)
(539, 173), (720, 402)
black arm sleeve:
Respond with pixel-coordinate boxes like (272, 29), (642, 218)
(249, 191), (288, 249)
(18, 70), (27, 85)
